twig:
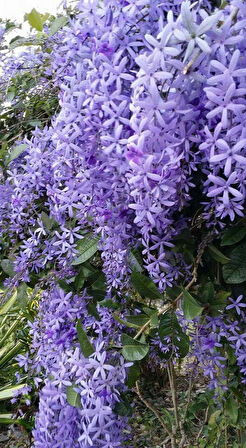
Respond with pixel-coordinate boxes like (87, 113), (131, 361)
(135, 380), (173, 440)
(196, 406), (209, 442)
(167, 361), (179, 428)
(179, 377), (194, 447)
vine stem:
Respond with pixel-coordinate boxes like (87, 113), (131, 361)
(196, 406), (209, 442)
(133, 274), (196, 340)
(135, 380), (175, 444)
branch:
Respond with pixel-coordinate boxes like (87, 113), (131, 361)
(135, 380), (173, 440)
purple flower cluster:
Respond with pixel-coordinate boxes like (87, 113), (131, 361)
(181, 295), (246, 390)
(1, 0), (245, 292)
(25, 286), (131, 447)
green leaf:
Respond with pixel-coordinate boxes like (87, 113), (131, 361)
(199, 282), (215, 304)
(28, 120), (42, 127)
(66, 386), (81, 408)
(208, 410), (221, 426)
(174, 332), (190, 358)
(182, 290), (204, 320)
(128, 249), (143, 273)
(126, 363), (140, 388)
(0, 290), (17, 316)
(6, 88), (15, 102)
(76, 320), (94, 358)
(98, 298), (120, 310)
(0, 384), (26, 401)
(112, 313), (140, 329)
(125, 314), (150, 327)
(221, 225), (246, 247)
(0, 414), (16, 424)
(0, 342), (24, 368)
(49, 16), (68, 36)
(88, 289), (106, 302)
(26, 9), (43, 31)
(158, 310), (180, 339)
(9, 37), (35, 49)
(208, 244), (230, 264)
(1, 259), (15, 277)
(72, 235), (99, 266)
(158, 310), (190, 358)
(41, 211), (55, 231)
(143, 307), (159, 327)
(7, 144), (28, 164)
(121, 334), (149, 361)
(0, 316), (23, 348)
(225, 395), (238, 425)
(209, 290), (230, 315)
(17, 282), (28, 308)
(223, 243), (246, 284)
(130, 271), (162, 300)
(114, 394), (133, 417)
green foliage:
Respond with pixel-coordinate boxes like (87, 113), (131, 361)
(121, 334), (149, 361)
(49, 16), (68, 36)
(182, 290), (204, 320)
(26, 9), (44, 31)
(66, 385), (81, 408)
(114, 393), (133, 417)
(76, 320), (94, 357)
(223, 242), (246, 283)
(158, 310), (190, 358)
(130, 271), (163, 300)
(221, 223), (246, 246)
(72, 235), (99, 266)
(207, 244), (230, 264)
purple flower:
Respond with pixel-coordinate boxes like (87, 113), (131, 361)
(226, 295), (246, 315)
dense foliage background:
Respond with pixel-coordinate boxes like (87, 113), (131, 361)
(0, 1), (246, 447)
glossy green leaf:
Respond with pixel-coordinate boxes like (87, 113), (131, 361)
(158, 310), (190, 358)
(112, 313), (140, 329)
(72, 235), (99, 266)
(66, 386), (81, 408)
(98, 298), (119, 310)
(130, 271), (162, 300)
(175, 332), (190, 358)
(26, 9), (43, 31)
(221, 225), (246, 247)
(223, 243), (246, 284)
(128, 249), (143, 273)
(125, 314), (150, 327)
(0, 316), (23, 348)
(121, 334), (149, 361)
(158, 310), (180, 338)
(0, 384), (26, 401)
(199, 282), (215, 304)
(17, 282), (28, 308)
(50, 16), (68, 36)
(1, 259), (15, 277)
(76, 320), (94, 357)
(182, 290), (204, 320)
(208, 244), (230, 264)
(0, 414), (15, 424)
(0, 342), (24, 368)
(7, 144), (28, 164)
(0, 290), (17, 316)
